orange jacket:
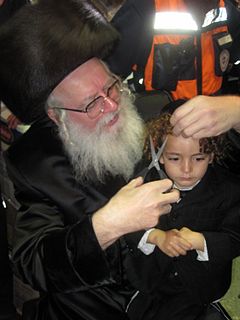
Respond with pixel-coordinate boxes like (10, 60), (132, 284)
(144, 0), (231, 99)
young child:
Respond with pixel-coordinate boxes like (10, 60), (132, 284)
(143, 111), (225, 259)
(125, 105), (240, 320)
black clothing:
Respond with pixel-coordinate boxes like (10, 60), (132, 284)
(0, 2), (30, 318)
(4, 117), (240, 319)
(107, 0), (155, 79)
(0, 0), (28, 25)
(0, 194), (17, 320)
(124, 165), (240, 319)
(5, 119), (133, 320)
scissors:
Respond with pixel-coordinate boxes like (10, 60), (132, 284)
(138, 135), (168, 181)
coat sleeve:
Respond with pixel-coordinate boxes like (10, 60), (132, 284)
(202, 175), (240, 264)
(7, 159), (121, 294)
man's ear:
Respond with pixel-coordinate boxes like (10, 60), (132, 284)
(47, 108), (59, 125)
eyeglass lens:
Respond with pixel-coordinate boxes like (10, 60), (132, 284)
(87, 79), (121, 119)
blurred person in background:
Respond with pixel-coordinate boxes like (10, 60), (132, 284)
(0, 1), (30, 319)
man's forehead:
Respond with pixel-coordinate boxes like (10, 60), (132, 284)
(52, 57), (106, 95)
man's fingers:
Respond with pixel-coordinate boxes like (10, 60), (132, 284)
(146, 178), (173, 193)
(160, 188), (179, 205)
(128, 176), (144, 187)
(170, 100), (194, 126)
(159, 204), (172, 215)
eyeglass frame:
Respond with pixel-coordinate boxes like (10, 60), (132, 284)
(50, 76), (123, 119)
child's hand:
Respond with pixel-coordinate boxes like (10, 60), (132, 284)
(147, 229), (192, 257)
(179, 227), (205, 251)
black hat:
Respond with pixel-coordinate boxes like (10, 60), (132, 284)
(0, 0), (119, 124)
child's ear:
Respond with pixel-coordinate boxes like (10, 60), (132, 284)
(208, 153), (214, 164)
(160, 155), (164, 164)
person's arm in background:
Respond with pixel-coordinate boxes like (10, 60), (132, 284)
(106, 0), (154, 79)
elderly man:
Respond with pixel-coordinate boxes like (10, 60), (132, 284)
(0, 1), (178, 319)
(2, 1), (240, 320)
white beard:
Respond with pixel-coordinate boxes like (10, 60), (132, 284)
(58, 94), (144, 184)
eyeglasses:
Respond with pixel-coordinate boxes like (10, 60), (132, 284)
(51, 77), (123, 119)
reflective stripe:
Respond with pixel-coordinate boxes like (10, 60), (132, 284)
(154, 12), (198, 31)
(202, 7), (227, 27)
(154, 7), (228, 31)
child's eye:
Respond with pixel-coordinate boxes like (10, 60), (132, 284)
(168, 157), (179, 161)
(194, 157), (206, 161)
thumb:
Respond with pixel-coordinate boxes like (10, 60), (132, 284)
(128, 176), (144, 188)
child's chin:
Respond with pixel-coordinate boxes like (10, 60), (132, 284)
(176, 180), (194, 188)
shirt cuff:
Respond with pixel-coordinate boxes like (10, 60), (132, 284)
(137, 228), (156, 255)
(196, 238), (209, 261)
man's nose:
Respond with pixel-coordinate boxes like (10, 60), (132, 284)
(101, 96), (118, 113)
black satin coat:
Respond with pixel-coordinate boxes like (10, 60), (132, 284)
(4, 117), (240, 320)
(5, 118), (134, 320)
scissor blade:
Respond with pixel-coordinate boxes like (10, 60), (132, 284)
(156, 136), (168, 159)
(155, 136), (168, 180)
(149, 135), (156, 160)
(158, 168), (168, 180)
(148, 135), (159, 169)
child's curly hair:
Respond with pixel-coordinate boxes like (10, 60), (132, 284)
(144, 113), (227, 162)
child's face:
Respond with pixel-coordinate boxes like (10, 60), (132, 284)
(160, 134), (213, 188)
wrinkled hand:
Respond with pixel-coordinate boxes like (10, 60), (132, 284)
(179, 227), (205, 251)
(170, 95), (240, 138)
(150, 229), (192, 257)
(92, 177), (179, 249)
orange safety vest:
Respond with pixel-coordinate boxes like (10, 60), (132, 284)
(144, 0), (231, 99)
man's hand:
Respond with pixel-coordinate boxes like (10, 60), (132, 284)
(170, 95), (240, 138)
(148, 229), (192, 257)
(92, 177), (179, 249)
(179, 227), (205, 251)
